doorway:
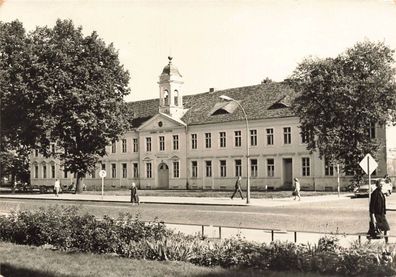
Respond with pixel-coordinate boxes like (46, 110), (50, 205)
(283, 158), (293, 189)
(158, 162), (169, 189)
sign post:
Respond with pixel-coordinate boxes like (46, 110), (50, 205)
(359, 154), (378, 203)
(99, 170), (107, 200)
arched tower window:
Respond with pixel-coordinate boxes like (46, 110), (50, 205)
(164, 90), (169, 105)
(174, 90), (179, 106)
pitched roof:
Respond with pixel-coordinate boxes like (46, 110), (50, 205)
(126, 82), (296, 128)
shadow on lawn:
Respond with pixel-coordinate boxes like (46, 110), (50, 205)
(0, 263), (70, 277)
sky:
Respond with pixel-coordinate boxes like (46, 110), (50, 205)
(1, 0), (396, 102)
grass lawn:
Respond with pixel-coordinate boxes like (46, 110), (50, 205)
(0, 241), (329, 277)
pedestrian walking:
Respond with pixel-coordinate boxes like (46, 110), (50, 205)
(369, 178), (390, 242)
(231, 176), (244, 200)
(293, 178), (301, 201)
(54, 179), (60, 197)
(130, 182), (139, 205)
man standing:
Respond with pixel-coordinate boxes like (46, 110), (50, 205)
(231, 176), (244, 200)
(370, 179), (390, 242)
(293, 178), (301, 201)
(54, 179), (60, 197)
(130, 182), (139, 205)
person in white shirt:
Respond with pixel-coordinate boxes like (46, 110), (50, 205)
(54, 179), (60, 197)
(293, 178), (301, 201)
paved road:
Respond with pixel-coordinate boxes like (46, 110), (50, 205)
(2, 194), (395, 234)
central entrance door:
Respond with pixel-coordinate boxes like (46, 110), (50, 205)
(158, 162), (169, 189)
(283, 158), (293, 189)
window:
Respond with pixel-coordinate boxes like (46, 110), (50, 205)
(234, 131), (242, 147)
(146, 137), (152, 152)
(205, 161), (212, 177)
(34, 149), (39, 157)
(324, 158), (336, 176)
(35, 165), (39, 178)
(146, 162), (152, 178)
(220, 132), (226, 148)
(63, 168), (67, 178)
(191, 134), (197, 149)
(51, 144), (55, 154)
(250, 129), (257, 146)
(111, 163), (116, 178)
(267, 159), (275, 177)
(91, 170), (95, 178)
(205, 133), (211, 148)
(191, 161), (198, 177)
(302, 157), (310, 176)
(122, 163), (127, 178)
(173, 161), (179, 178)
(133, 138), (138, 152)
(173, 135), (179, 150)
(235, 159), (242, 177)
(51, 165), (56, 178)
(283, 127), (291, 144)
(251, 159), (258, 177)
(368, 122), (376, 139)
(266, 128), (274, 145)
(159, 136), (165, 151)
(101, 164), (106, 171)
(43, 165), (47, 179)
(122, 139), (127, 153)
(112, 141), (117, 153)
(133, 163), (139, 178)
(220, 160), (227, 177)
(174, 90), (179, 106)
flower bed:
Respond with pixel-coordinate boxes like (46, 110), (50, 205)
(0, 206), (395, 276)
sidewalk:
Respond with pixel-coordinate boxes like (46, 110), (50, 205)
(0, 192), (353, 207)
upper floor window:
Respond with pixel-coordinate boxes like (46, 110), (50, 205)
(51, 144), (56, 154)
(220, 160), (227, 177)
(368, 122), (376, 139)
(191, 161), (198, 178)
(111, 141), (117, 153)
(51, 165), (56, 178)
(34, 149), (39, 157)
(220, 132), (226, 148)
(301, 127), (313, 144)
(43, 165), (47, 179)
(122, 139), (127, 153)
(283, 127), (291, 144)
(133, 138), (138, 152)
(235, 159), (242, 177)
(250, 129), (257, 146)
(266, 128), (274, 145)
(234, 131), (242, 147)
(173, 135), (179, 150)
(191, 134), (197, 149)
(35, 165), (39, 178)
(302, 157), (310, 176)
(205, 133), (212, 148)
(159, 136), (165, 151)
(146, 137), (152, 152)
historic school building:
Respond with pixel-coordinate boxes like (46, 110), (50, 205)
(30, 57), (396, 191)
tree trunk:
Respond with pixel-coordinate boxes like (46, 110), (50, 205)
(75, 172), (84, 194)
(11, 173), (16, 194)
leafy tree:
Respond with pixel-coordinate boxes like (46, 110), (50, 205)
(1, 19), (130, 193)
(289, 41), (396, 181)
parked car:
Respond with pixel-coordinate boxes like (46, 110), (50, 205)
(354, 178), (393, 197)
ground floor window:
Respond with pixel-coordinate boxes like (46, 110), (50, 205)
(122, 163), (127, 178)
(267, 159), (274, 177)
(191, 161), (198, 178)
(250, 159), (258, 177)
(235, 159), (242, 177)
(205, 161), (212, 177)
(173, 161), (180, 178)
(51, 165), (56, 178)
(220, 160), (227, 177)
(302, 157), (310, 176)
(35, 165), (39, 178)
(133, 163), (139, 178)
(112, 163), (116, 178)
(324, 158), (335, 176)
(146, 162), (152, 178)
(43, 165), (47, 179)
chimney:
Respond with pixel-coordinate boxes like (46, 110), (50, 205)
(209, 88), (215, 93)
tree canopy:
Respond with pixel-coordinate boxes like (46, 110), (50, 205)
(289, 41), (396, 179)
(1, 19), (130, 192)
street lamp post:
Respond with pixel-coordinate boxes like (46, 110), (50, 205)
(219, 95), (250, 204)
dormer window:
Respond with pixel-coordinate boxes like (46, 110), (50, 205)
(209, 101), (238, 116)
(268, 96), (291, 110)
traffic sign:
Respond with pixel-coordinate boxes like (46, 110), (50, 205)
(359, 154), (378, 175)
(99, 170), (107, 178)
